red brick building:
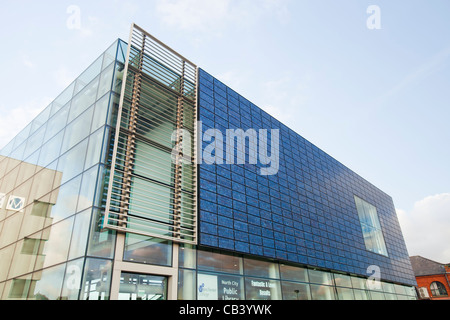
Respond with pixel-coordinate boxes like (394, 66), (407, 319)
(410, 256), (450, 300)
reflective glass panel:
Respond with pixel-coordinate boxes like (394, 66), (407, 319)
(353, 289), (369, 300)
(354, 196), (388, 256)
(197, 273), (244, 300)
(279, 264), (308, 283)
(281, 281), (311, 300)
(245, 277), (282, 300)
(28, 263), (66, 300)
(80, 258), (112, 300)
(198, 250), (243, 275)
(179, 244), (196, 269)
(308, 270), (334, 286)
(119, 273), (167, 301)
(310, 284), (335, 300)
(178, 269), (196, 300)
(336, 287), (355, 300)
(333, 273), (352, 288)
(244, 258), (279, 279)
(124, 233), (172, 266)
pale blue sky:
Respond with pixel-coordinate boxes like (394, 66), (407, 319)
(0, 0), (449, 262)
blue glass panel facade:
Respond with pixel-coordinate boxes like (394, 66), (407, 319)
(197, 68), (416, 286)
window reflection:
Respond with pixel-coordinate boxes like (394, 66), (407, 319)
(119, 273), (167, 301)
(198, 250), (243, 275)
(310, 284), (335, 300)
(245, 277), (281, 300)
(124, 234), (172, 267)
(354, 196), (388, 256)
(280, 264), (308, 282)
(81, 258), (111, 300)
(281, 281), (311, 300)
(244, 258), (279, 279)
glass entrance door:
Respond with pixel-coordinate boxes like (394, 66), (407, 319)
(118, 273), (168, 300)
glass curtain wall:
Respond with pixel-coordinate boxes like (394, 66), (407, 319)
(178, 247), (417, 301)
(0, 39), (127, 300)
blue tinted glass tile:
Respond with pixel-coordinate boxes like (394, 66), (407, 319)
(235, 241), (250, 254)
(219, 238), (235, 251)
(201, 234), (218, 247)
(249, 245), (264, 256)
(200, 222), (218, 235)
(218, 227), (234, 239)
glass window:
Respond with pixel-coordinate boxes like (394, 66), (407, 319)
(57, 139), (88, 185)
(198, 273), (245, 300)
(430, 281), (448, 297)
(39, 217), (75, 269)
(61, 258), (84, 300)
(280, 264), (308, 283)
(54, 82), (75, 110)
(308, 270), (334, 286)
(354, 196), (388, 256)
(394, 284), (407, 295)
(102, 41), (118, 70)
(49, 175), (82, 222)
(80, 258), (112, 300)
(11, 123), (32, 153)
(351, 276), (367, 290)
(281, 281), (311, 300)
(310, 284), (336, 300)
(45, 102), (70, 142)
(85, 128), (105, 170)
(68, 209), (92, 260)
(8, 276), (32, 299)
(97, 63), (115, 99)
(73, 57), (102, 97)
(10, 140), (26, 161)
(382, 282), (395, 294)
(119, 273), (167, 301)
(134, 141), (174, 184)
(77, 166), (100, 212)
(353, 289), (369, 300)
(86, 209), (115, 259)
(124, 233), (172, 267)
(244, 258), (279, 279)
(112, 62), (125, 94)
(385, 293), (398, 300)
(336, 287), (355, 300)
(61, 106), (94, 155)
(405, 286), (418, 298)
(91, 94), (110, 133)
(24, 125), (46, 160)
(179, 244), (196, 269)
(28, 263), (66, 300)
(369, 291), (386, 300)
(69, 76), (99, 124)
(245, 277), (282, 300)
(178, 269), (196, 300)
(38, 130), (64, 168)
(333, 273), (352, 288)
(198, 250), (243, 275)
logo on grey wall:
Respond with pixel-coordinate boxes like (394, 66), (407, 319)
(6, 196), (25, 212)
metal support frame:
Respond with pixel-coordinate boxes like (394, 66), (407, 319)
(103, 23), (198, 246)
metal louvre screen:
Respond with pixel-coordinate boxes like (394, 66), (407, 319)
(103, 24), (198, 244)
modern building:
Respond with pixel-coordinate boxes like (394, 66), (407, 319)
(410, 256), (450, 300)
(0, 24), (417, 300)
